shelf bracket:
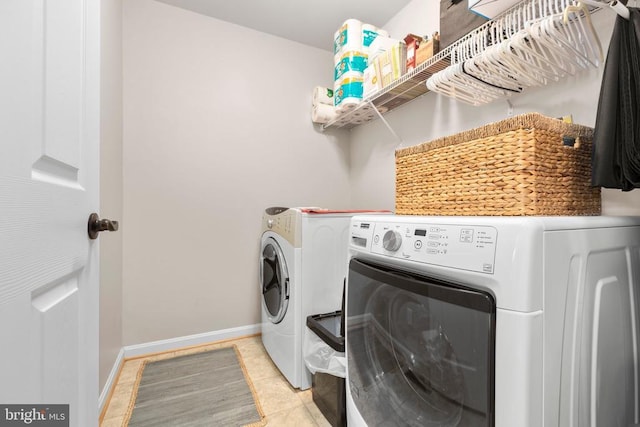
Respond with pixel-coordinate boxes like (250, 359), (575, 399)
(368, 100), (402, 145)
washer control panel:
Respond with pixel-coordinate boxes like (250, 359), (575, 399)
(351, 220), (497, 274)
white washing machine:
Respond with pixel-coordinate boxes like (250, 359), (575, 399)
(346, 215), (640, 427)
(260, 207), (388, 390)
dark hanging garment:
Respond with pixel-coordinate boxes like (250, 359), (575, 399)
(592, 8), (640, 191)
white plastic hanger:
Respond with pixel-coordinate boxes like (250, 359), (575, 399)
(425, 0), (613, 105)
(563, 2), (604, 62)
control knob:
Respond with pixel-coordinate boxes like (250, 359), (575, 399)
(382, 230), (402, 252)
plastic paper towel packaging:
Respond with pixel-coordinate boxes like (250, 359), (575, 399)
(362, 24), (389, 54)
(334, 74), (363, 109)
(311, 103), (338, 124)
(334, 51), (368, 80)
(333, 19), (363, 55)
(312, 86), (334, 106)
(362, 24), (379, 48)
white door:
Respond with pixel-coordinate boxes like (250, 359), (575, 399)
(0, 1), (100, 426)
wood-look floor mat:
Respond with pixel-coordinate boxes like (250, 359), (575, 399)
(123, 345), (266, 427)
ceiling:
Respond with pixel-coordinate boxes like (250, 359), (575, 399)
(153, 0), (412, 51)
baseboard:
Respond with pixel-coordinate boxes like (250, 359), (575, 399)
(122, 323), (262, 359)
(98, 347), (125, 415)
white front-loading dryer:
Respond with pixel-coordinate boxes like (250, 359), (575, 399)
(260, 207), (389, 390)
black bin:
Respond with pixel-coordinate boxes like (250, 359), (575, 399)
(306, 310), (346, 427)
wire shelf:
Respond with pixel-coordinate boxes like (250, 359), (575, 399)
(321, 0), (616, 130)
(322, 45), (453, 130)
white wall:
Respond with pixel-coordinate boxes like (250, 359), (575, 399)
(122, 0), (351, 345)
(384, 1), (438, 40)
(99, 0), (123, 391)
(350, 1), (640, 214)
(111, 0), (640, 356)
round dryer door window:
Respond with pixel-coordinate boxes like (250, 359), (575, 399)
(261, 237), (289, 324)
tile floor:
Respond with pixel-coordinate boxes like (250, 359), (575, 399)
(100, 334), (332, 427)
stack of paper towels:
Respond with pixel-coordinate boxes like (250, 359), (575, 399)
(311, 87), (337, 124)
(333, 19), (388, 112)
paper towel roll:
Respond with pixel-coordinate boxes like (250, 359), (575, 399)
(334, 73), (363, 113)
(311, 103), (338, 124)
(312, 86), (334, 106)
(362, 24), (385, 53)
(334, 50), (368, 81)
(333, 19), (363, 56)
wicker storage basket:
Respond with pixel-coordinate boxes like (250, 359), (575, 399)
(395, 113), (601, 216)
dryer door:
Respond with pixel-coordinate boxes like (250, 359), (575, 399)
(261, 237), (289, 324)
(347, 258), (496, 427)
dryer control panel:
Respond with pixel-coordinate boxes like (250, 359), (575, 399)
(262, 208), (301, 247)
(351, 219), (498, 274)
